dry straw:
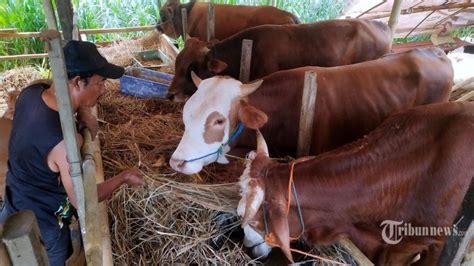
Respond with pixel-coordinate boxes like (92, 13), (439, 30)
(98, 77), (351, 264)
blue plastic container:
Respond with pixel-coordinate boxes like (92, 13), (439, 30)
(120, 67), (173, 98)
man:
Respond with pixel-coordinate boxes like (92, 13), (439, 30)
(0, 40), (144, 265)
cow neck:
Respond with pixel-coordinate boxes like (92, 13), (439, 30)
(261, 162), (305, 242)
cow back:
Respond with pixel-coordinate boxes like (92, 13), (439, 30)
(236, 47), (453, 156)
(187, 3), (300, 41)
(215, 19), (391, 80)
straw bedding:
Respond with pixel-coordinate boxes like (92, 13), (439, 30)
(2, 33), (473, 264)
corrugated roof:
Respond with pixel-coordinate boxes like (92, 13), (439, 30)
(341, 0), (474, 38)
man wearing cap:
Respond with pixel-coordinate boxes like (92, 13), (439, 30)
(0, 40), (144, 265)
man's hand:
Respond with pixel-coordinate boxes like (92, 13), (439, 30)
(120, 168), (145, 187)
(77, 106), (98, 139)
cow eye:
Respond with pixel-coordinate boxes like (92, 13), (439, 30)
(214, 119), (225, 125)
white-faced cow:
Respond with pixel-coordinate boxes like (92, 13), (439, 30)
(167, 19), (391, 101)
(238, 101), (474, 265)
(156, 0), (299, 41)
(169, 47), (453, 175)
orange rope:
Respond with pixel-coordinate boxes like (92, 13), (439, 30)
(287, 161), (296, 215)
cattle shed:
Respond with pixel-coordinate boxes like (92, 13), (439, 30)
(0, 0), (474, 265)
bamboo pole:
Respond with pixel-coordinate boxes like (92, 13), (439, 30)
(239, 39), (253, 83)
(366, 3), (474, 20)
(42, 0), (102, 265)
(57, 0), (74, 41)
(296, 71), (317, 158)
(89, 107), (113, 266)
(181, 8), (188, 41)
(388, 0), (403, 48)
(0, 26), (155, 38)
(207, 3), (215, 42)
(0, 53), (48, 61)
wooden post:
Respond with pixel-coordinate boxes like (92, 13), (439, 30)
(2, 210), (49, 265)
(239, 39), (253, 83)
(181, 8), (188, 41)
(0, 225), (12, 266)
(271, 0), (277, 7)
(91, 107), (113, 266)
(42, 0), (102, 265)
(57, 0), (74, 41)
(387, 0), (403, 49)
(72, 12), (80, 41)
(296, 71), (317, 157)
(207, 3), (215, 42)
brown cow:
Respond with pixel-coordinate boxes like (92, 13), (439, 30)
(167, 19), (391, 101)
(169, 47), (453, 175)
(238, 101), (474, 265)
(156, 0), (299, 41)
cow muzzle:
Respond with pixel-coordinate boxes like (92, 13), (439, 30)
(166, 91), (188, 102)
(169, 157), (203, 175)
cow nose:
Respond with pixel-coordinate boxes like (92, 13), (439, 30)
(170, 158), (186, 171)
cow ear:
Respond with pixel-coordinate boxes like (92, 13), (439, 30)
(240, 80), (263, 97)
(207, 58), (227, 74)
(190, 71), (202, 87)
(239, 100), (268, 129)
(266, 200), (293, 263)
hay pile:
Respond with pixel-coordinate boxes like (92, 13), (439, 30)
(0, 66), (43, 116)
(98, 79), (350, 264)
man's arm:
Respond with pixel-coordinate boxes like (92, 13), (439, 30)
(47, 139), (144, 208)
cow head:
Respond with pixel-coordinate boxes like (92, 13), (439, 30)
(169, 73), (266, 175)
(237, 130), (293, 262)
(167, 37), (228, 102)
(157, 0), (197, 39)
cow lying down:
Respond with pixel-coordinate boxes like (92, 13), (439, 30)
(170, 47), (452, 175)
(237, 102), (474, 265)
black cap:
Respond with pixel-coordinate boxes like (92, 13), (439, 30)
(63, 40), (124, 79)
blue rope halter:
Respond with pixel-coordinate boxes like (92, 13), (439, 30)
(183, 122), (245, 163)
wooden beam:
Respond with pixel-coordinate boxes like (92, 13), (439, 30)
(2, 210), (49, 265)
(356, 0), (386, 18)
(0, 225), (12, 266)
(0, 53), (48, 61)
(366, 3), (474, 20)
(207, 3), (215, 42)
(404, 10), (435, 38)
(0, 28), (16, 33)
(0, 26), (155, 38)
(388, 0), (403, 47)
(181, 8), (188, 41)
(339, 238), (374, 266)
(57, 0), (74, 41)
(296, 71), (317, 157)
(239, 39), (253, 83)
(91, 106), (113, 266)
(43, 0), (102, 265)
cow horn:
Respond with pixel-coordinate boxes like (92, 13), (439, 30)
(240, 80), (263, 97)
(190, 71), (202, 87)
(256, 130), (269, 157)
